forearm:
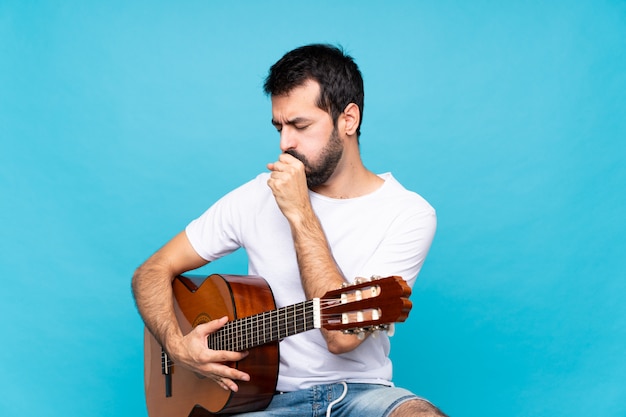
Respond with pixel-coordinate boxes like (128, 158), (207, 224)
(288, 209), (366, 353)
(289, 209), (345, 299)
(132, 231), (210, 350)
(131, 257), (182, 351)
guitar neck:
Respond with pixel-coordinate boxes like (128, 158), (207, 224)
(208, 299), (320, 351)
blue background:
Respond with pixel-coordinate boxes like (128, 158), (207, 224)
(2, 1), (625, 416)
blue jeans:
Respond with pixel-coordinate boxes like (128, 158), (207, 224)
(234, 383), (420, 417)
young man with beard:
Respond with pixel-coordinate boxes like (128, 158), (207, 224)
(132, 44), (445, 416)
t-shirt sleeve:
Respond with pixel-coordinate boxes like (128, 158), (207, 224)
(184, 178), (259, 261)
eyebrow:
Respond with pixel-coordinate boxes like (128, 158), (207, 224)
(271, 117), (311, 127)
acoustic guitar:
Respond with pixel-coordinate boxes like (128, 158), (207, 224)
(144, 273), (412, 416)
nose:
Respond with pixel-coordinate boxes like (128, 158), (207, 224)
(279, 127), (296, 152)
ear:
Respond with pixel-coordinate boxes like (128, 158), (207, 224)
(340, 103), (361, 137)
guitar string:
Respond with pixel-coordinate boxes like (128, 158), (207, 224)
(207, 297), (392, 351)
(209, 301), (317, 351)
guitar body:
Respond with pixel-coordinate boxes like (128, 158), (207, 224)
(144, 274), (279, 417)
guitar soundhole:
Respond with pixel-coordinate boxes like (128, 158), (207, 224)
(193, 313), (213, 327)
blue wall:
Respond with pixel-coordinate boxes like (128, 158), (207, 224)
(2, 1), (625, 416)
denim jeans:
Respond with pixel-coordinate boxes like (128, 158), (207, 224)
(233, 383), (419, 417)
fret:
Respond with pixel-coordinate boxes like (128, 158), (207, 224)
(239, 316), (246, 351)
(271, 308), (280, 340)
(292, 303), (297, 336)
(279, 305), (288, 339)
(260, 312), (266, 345)
(279, 306), (286, 340)
(206, 300), (317, 352)
(275, 308), (285, 340)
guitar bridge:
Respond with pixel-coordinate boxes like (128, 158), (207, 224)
(161, 347), (173, 397)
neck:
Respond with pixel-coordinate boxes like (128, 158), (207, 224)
(311, 160), (383, 199)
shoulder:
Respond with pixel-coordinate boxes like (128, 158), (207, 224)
(194, 173), (273, 219)
(235, 172), (271, 191)
(378, 173), (436, 215)
(220, 172), (272, 201)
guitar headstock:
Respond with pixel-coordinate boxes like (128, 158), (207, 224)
(319, 276), (412, 336)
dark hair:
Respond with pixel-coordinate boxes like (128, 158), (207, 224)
(263, 44), (364, 137)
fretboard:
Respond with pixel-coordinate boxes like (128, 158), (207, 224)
(207, 299), (320, 351)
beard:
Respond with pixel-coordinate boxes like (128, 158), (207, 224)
(285, 128), (343, 189)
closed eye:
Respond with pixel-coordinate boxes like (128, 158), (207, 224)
(271, 117), (312, 132)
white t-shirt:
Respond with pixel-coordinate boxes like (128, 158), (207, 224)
(186, 172), (436, 392)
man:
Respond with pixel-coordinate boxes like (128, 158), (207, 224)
(132, 44), (444, 416)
